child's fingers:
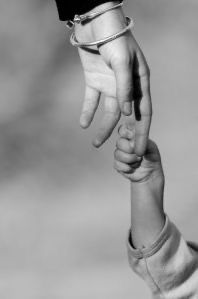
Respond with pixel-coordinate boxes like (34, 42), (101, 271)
(118, 124), (135, 140)
(114, 160), (133, 173)
(116, 137), (134, 154)
(114, 149), (142, 164)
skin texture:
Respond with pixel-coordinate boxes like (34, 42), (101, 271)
(75, 2), (152, 155)
(114, 122), (165, 248)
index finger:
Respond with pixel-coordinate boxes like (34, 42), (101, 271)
(133, 52), (152, 156)
(111, 58), (133, 116)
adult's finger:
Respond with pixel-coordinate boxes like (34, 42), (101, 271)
(93, 96), (121, 147)
(80, 86), (101, 128)
(133, 52), (152, 156)
(111, 58), (133, 116)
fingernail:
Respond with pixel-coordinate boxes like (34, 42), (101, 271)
(123, 103), (132, 115)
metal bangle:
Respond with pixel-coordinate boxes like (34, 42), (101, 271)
(66, 2), (123, 29)
(70, 16), (134, 48)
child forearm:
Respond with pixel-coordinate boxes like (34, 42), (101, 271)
(130, 172), (166, 249)
(115, 124), (198, 297)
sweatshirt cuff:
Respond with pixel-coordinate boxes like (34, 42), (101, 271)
(127, 215), (173, 259)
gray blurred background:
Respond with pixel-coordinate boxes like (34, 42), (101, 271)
(0, 0), (198, 298)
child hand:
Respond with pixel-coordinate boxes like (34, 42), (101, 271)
(114, 122), (164, 183)
(114, 122), (165, 248)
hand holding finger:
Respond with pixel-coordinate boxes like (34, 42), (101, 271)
(118, 122), (135, 140)
(114, 149), (142, 164)
(116, 137), (134, 154)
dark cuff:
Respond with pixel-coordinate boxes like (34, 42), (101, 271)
(54, 0), (123, 21)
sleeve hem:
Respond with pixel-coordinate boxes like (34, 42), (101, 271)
(127, 215), (173, 259)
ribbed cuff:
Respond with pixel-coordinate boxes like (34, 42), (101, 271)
(127, 215), (173, 259)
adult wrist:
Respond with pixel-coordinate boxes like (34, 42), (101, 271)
(75, 1), (126, 43)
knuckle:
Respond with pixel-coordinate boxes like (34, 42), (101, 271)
(114, 54), (132, 68)
(118, 138), (126, 150)
(123, 164), (131, 173)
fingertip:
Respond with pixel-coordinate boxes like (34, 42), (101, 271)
(92, 138), (102, 148)
(122, 102), (132, 116)
(80, 115), (91, 129)
(80, 121), (89, 129)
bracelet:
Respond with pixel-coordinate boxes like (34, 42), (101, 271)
(66, 2), (123, 29)
(70, 16), (134, 48)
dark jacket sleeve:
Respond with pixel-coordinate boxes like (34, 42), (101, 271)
(54, 0), (122, 21)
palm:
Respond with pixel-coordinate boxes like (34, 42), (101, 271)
(79, 48), (117, 97)
(78, 47), (121, 147)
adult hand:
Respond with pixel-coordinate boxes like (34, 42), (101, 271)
(75, 1), (152, 155)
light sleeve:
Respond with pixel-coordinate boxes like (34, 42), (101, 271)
(127, 215), (198, 298)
